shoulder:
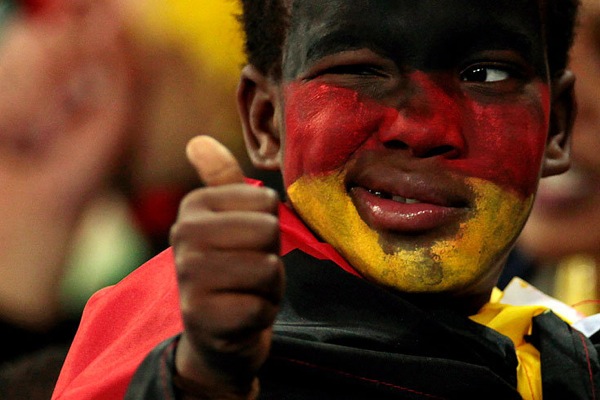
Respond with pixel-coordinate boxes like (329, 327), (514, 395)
(53, 249), (183, 400)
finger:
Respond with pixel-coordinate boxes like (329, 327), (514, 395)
(172, 211), (279, 251)
(180, 185), (279, 213)
(186, 135), (245, 186)
(176, 250), (284, 303)
(195, 294), (279, 346)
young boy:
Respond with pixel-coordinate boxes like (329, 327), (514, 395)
(53, 0), (595, 399)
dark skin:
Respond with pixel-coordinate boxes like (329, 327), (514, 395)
(170, 0), (575, 398)
(172, 136), (281, 399)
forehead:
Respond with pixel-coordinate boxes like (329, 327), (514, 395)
(284, 0), (546, 77)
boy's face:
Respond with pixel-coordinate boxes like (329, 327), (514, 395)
(274, 0), (555, 296)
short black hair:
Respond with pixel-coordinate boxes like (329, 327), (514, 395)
(238, 0), (581, 79)
(542, 0), (581, 77)
(238, 0), (289, 79)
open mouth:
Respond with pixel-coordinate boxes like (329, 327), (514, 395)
(366, 188), (422, 204)
(349, 183), (468, 234)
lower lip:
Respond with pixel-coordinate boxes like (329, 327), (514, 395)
(351, 187), (464, 233)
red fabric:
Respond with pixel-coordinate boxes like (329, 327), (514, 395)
(52, 249), (183, 400)
(130, 186), (187, 238)
(53, 194), (359, 399)
(279, 204), (360, 277)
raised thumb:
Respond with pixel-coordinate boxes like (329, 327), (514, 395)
(185, 135), (245, 186)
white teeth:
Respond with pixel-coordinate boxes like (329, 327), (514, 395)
(367, 189), (421, 204)
(392, 195), (421, 204)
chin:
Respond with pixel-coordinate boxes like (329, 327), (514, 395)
(288, 173), (531, 295)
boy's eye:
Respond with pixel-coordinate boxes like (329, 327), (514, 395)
(305, 61), (393, 98)
(321, 64), (386, 77)
(460, 66), (511, 83)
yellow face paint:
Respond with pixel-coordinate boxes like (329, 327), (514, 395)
(287, 172), (533, 292)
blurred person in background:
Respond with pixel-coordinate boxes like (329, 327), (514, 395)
(0, 0), (134, 397)
(0, 0), (249, 397)
(60, 0), (253, 319)
(499, 0), (600, 315)
(0, 0), (134, 358)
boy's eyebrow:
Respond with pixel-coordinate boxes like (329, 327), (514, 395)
(305, 32), (383, 65)
(457, 26), (535, 58)
(303, 23), (537, 69)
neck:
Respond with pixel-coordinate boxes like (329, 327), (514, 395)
(390, 290), (493, 317)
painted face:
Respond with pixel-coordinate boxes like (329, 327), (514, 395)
(279, 0), (551, 295)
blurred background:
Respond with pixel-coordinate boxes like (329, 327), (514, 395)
(0, 0), (598, 398)
(0, 0), (279, 397)
(499, 0), (600, 316)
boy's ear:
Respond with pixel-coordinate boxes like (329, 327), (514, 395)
(237, 65), (283, 171)
(541, 70), (576, 177)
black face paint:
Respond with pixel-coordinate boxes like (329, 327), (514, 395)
(283, 0), (547, 80)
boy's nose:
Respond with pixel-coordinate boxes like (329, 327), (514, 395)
(377, 73), (465, 159)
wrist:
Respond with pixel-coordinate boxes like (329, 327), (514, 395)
(174, 335), (260, 400)
(173, 373), (259, 400)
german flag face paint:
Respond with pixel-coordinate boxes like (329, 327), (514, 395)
(279, 0), (551, 294)
(287, 173), (533, 292)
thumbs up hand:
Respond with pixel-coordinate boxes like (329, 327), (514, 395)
(171, 136), (283, 399)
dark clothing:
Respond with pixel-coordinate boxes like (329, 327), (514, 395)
(54, 203), (600, 399)
(127, 250), (600, 400)
(498, 248), (537, 290)
(0, 318), (78, 364)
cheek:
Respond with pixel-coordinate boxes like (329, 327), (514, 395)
(282, 82), (388, 186)
(288, 174), (533, 292)
(283, 81), (551, 198)
(458, 85), (551, 197)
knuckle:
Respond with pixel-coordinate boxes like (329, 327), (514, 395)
(169, 224), (178, 245)
(253, 187), (280, 213)
(174, 250), (205, 276)
(179, 187), (228, 212)
(241, 297), (278, 329)
(169, 220), (192, 245)
(263, 187), (280, 209)
(255, 215), (280, 250)
(179, 291), (207, 325)
(263, 214), (280, 235)
(171, 213), (214, 244)
(178, 188), (206, 211)
(251, 213), (278, 236)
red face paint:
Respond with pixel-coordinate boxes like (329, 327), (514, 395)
(283, 71), (550, 200)
(280, 0), (552, 298)
(283, 83), (380, 184)
(456, 87), (550, 198)
(283, 73), (549, 293)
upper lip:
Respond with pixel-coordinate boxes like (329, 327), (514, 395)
(346, 162), (472, 209)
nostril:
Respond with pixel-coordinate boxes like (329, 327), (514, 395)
(421, 145), (459, 158)
(383, 140), (459, 158)
(384, 140), (409, 150)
